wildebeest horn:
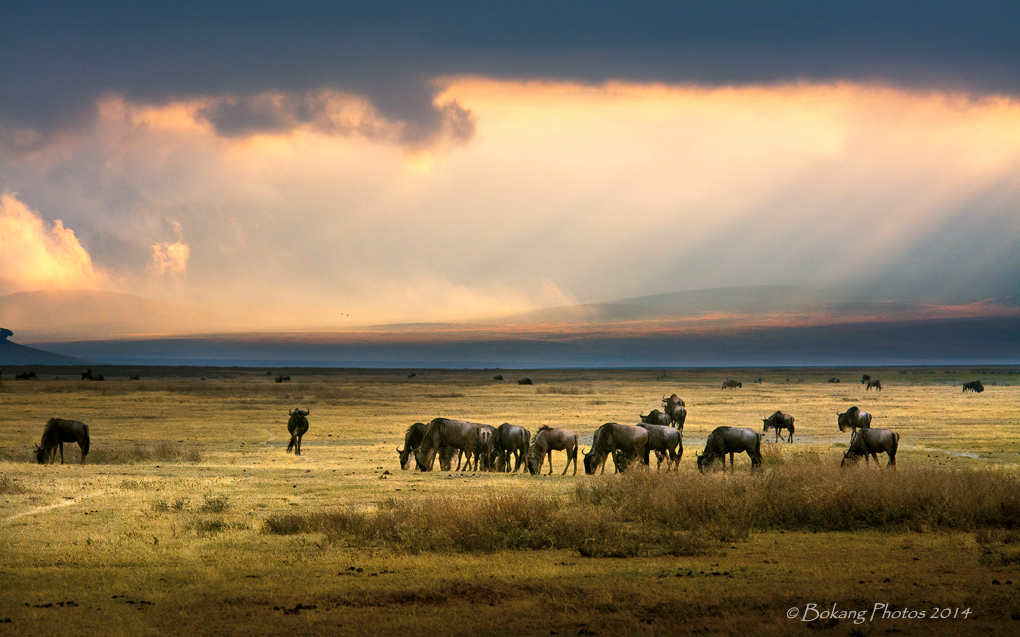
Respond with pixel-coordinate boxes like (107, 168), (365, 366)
(396, 446), (403, 454)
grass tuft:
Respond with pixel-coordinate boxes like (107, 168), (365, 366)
(0, 474), (27, 494)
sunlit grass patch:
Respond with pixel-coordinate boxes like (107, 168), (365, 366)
(86, 441), (201, 464)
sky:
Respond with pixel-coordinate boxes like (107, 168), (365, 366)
(3, 2), (1020, 332)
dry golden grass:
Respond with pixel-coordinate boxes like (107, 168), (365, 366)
(1, 366), (1019, 634)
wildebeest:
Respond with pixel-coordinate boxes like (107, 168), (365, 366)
(841, 428), (899, 468)
(837, 406), (872, 434)
(35, 418), (90, 465)
(696, 426), (762, 472)
(397, 422), (466, 470)
(493, 374), (504, 381)
(828, 377), (841, 383)
(762, 410), (795, 443)
(662, 393), (685, 408)
(275, 375), (291, 383)
(472, 426), (495, 471)
(636, 423), (682, 470)
(518, 377), (534, 385)
(15, 371), (36, 380)
(415, 418), (482, 472)
(397, 422), (428, 470)
(582, 423), (649, 475)
(866, 379), (882, 391)
(493, 423), (531, 473)
(81, 368), (94, 380)
(286, 408), (310, 455)
(640, 409), (672, 428)
(661, 394), (688, 429)
(721, 379), (742, 389)
(526, 426), (579, 475)
(861, 374), (871, 384)
(962, 380), (985, 393)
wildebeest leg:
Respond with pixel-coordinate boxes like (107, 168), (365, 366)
(296, 434), (302, 455)
(546, 451), (554, 475)
(59, 441), (65, 464)
(729, 452), (735, 470)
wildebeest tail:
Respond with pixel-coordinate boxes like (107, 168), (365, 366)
(82, 424), (91, 455)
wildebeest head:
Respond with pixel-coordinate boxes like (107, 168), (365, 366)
(695, 451), (717, 473)
(289, 408), (309, 417)
(840, 449), (860, 468)
(34, 444), (46, 464)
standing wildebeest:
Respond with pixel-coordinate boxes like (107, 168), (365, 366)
(962, 380), (985, 393)
(526, 426), (579, 475)
(841, 429), (899, 468)
(582, 423), (649, 475)
(661, 394), (688, 430)
(662, 393), (685, 408)
(866, 379), (882, 391)
(762, 410), (795, 443)
(637, 423), (682, 470)
(286, 408), (310, 455)
(696, 426), (762, 472)
(415, 418), (482, 472)
(35, 418), (90, 465)
(861, 374), (871, 384)
(493, 423), (531, 473)
(640, 409), (672, 427)
(721, 379), (742, 389)
(837, 406), (872, 434)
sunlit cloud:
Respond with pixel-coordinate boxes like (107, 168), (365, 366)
(151, 221), (190, 275)
(0, 191), (105, 292)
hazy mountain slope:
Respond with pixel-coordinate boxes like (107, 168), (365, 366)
(0, 338), (86, 366)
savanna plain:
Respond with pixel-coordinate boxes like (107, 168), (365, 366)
(1, 366), (1019, 636)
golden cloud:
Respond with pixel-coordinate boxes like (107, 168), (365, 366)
(0, 192), (104, 292)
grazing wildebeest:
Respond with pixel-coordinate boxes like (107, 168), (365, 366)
(696, 426), (762, 472)
(518, 377), (534, 385)
(962, 380), (985, 393)
(397, 422), (428, 470)
(582, 423), (649, 475)
(493, 423), (531, 473)
(762, 410), (795, 443)
(841, 428), (899, 468)
(837, 406), (872, 434)
(721, 379), (742, 389)
(861, 374), (871, 384)
(415, 418), (482, 472)
(15, 371), (36, 380)
(828, 377), (841, 383)
(286, 408), (310, 455)
(866, 379), (882, 391)
(640, 409), (673, 428)
(493, 374), (504, 381)
(471, 426), (495, 471)
(526, 426), (579, 475)
(637, 423), (682, 470)
(81, 368), (94, 380)
(35, 418), (90, 465)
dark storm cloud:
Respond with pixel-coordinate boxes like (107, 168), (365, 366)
(3, 1), (1019, 144)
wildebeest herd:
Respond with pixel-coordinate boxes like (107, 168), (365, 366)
(31, 376), (995, 470)
(390, 392), (901, 475)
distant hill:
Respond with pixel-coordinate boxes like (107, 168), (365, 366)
(0, 290), (239, 341)
(0, 337), (85, 366)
